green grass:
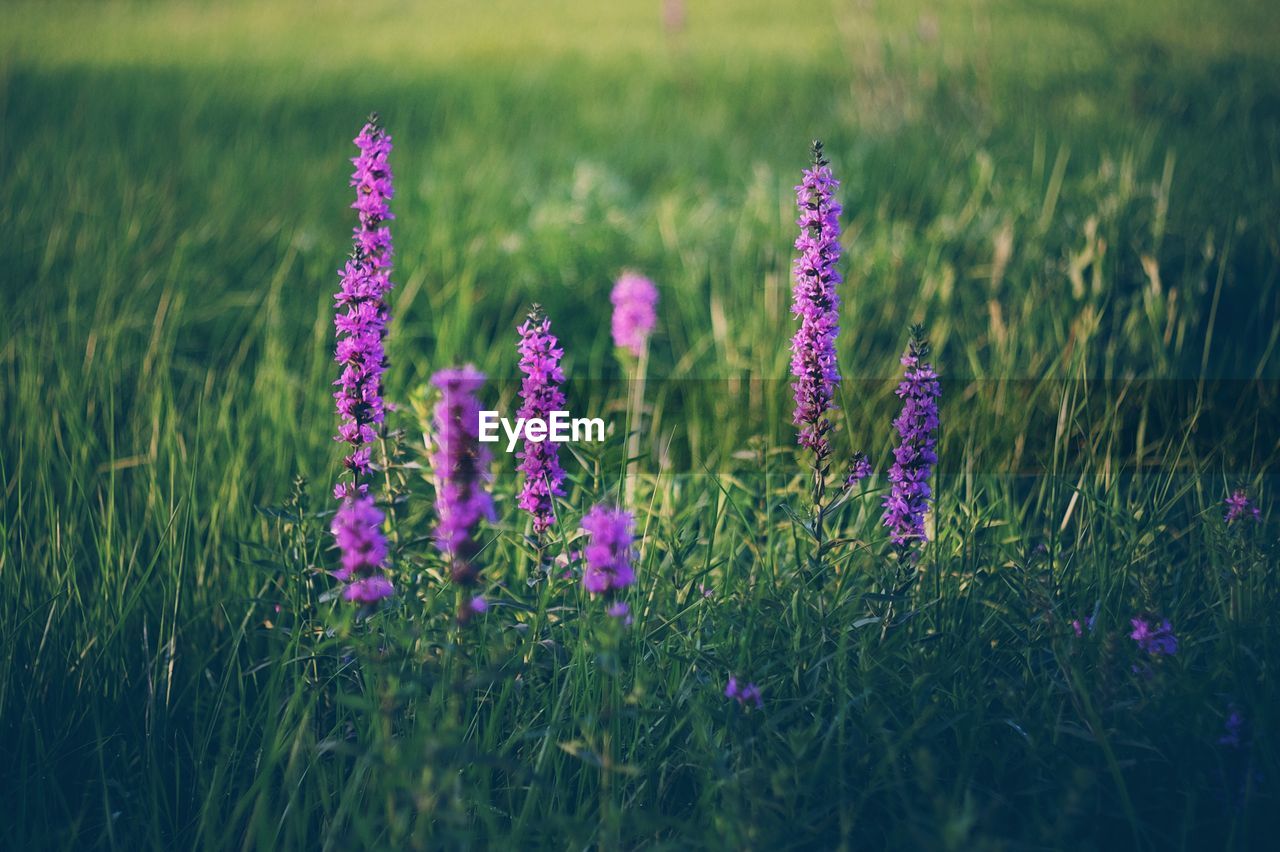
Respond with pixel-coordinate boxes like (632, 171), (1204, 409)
(2, 0), (1279, 847)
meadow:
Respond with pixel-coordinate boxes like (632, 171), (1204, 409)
(2, 0), (1279, 848)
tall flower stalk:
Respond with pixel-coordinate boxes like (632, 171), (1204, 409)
(790, 141), (843, 480)
(789, 140), (843, 563)
(611, 272), (658, 505)
(429, 366), (496, 590)
(333, 114), (395, 500)
(877, 325), (940, 635)
(516, 305), (567, 538)
(881, 325), (940, 552)
(332, 115), (395, 605)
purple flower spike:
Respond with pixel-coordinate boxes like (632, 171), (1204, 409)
(882, 326), (941, 548)
(429, 366), (496, 585)
(789, 141), (843, 462)
(580, 505), (636, 595)
(331, 496), (393, 603)
(333, 115), (394, 498)
(1130, 617), (1178, 656)
(725, 676), (763, 709)
(1225, 489), (1261, 524)
(516, 306), (567, 535)
(350, 116), (395, 271)
(610, 273), (658, 357)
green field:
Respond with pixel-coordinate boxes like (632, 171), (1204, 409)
(3, 0), (1279, 848)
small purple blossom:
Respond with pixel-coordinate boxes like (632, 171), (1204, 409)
(429, 366), (496, 585)
(580, 505), (636, 595)
(789, 141), (843, 461)
(516, 306), (567, 534)
(882, 326), (941, 548)
(610, 272), (658, 357)
(1070, 614), (1096, 637)
(844, 452), (872, 488)
(330, 496), (393, 603)
(343, 575), (395, 604)
(1219, 706), (1245, 749)
(456, 593), (490, 625)
(606, 601), (634, 625)
(725, 676), (763, 709)
(1130, 617), (1179, 656)
(333, 116), (394, 496)
(1225, 489), (1261, 524)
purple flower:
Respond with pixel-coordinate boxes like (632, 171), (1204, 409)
(844, 452), (872, 488)
(333, 116), (394, 497)
(330, 496), (393, 603)
(1219, 706), (1245, 748)
(456, 593), (490, 625)
(610, 273), (658, 357)
(725, 676), (763, 709)
(350, 115), (395, 271)
(1130, 617), (1179, 656)
(580, 505), (636, 595)
(789, 141), (843, 461)
(606, 601), (634, 625)
(516, 306), (567, 534)
(429, 366), (496, 585)
(1225, 489), (1261, 524)
(1071, 614), (1097, 637)
(882, 326), (941, 547)
(343, 575), (395, 604)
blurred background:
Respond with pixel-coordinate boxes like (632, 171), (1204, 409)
(4, 0), (1278, 475)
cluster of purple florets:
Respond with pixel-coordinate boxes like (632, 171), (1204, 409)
(330, 118), (396, 604)
(1225, 489), (1261, 524)
(881, 328), (941, 548)
(725, 676), (763, 709)
(516, 307), (567, 535)
(789, 141), (843, 461)
(580, 505), (637, 595)
(844, 452), (872, 488)
(1130, 617), (1179, 656)
(333, 117), (394, 498)
(330, 496), (394, 603)
(610, 273), (659, 357)
(429, 365), (496, 586)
